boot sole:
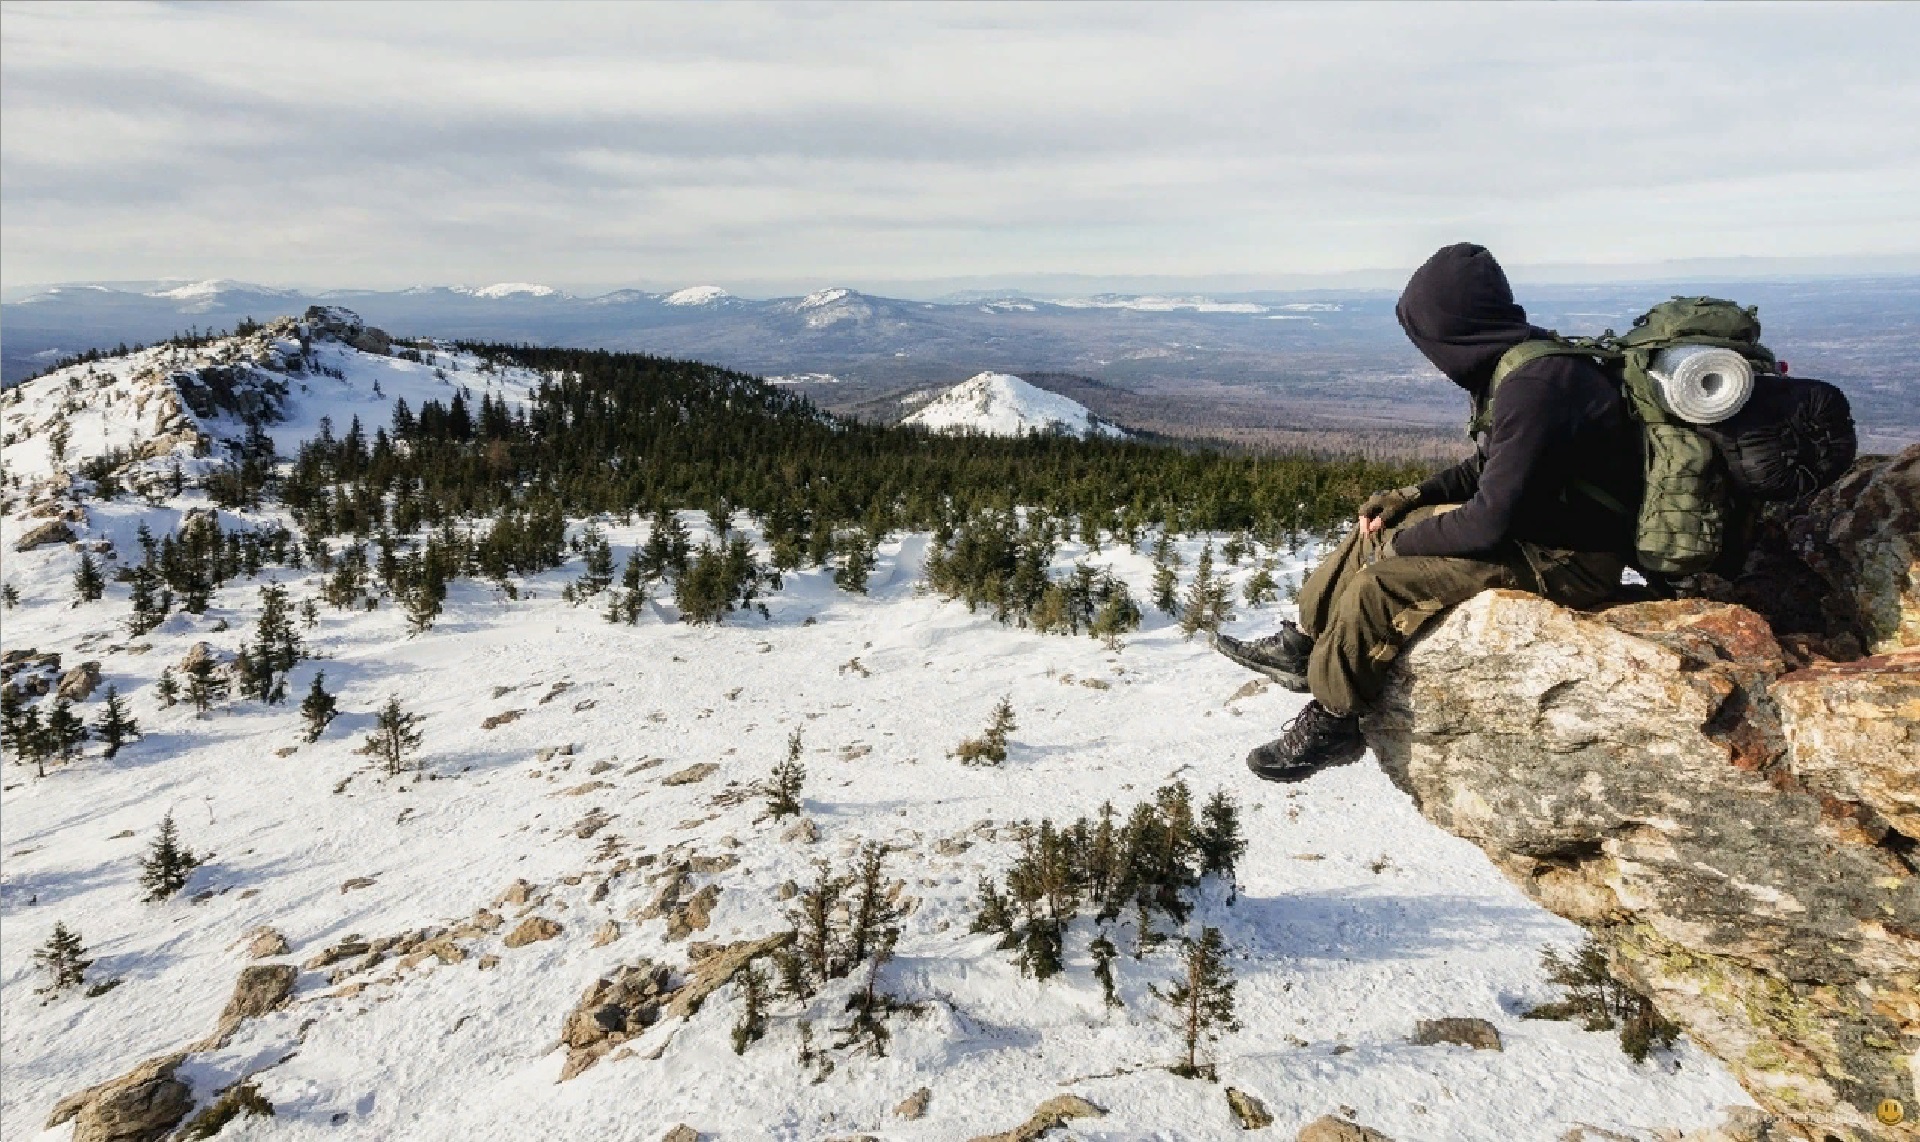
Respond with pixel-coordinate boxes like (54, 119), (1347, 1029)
(1213, 638), (1310, 692)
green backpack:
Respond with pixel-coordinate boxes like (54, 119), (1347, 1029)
(1476, 296), (1776, 576)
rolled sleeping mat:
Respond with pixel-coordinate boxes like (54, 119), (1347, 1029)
(1648, 345), (1754, 424)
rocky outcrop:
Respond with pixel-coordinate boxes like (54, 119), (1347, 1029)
(964, 1094), (1105, 1142)
(45, 963), (298, 1140)
(15, 519), (76, 551)
(1788, 446), (1919, 655)
(1366, 589), (1917, 1141)
(558, 960), (676, 1080)
(57, 661), (102, 703)
(1364, 448), (1919, 1141)
(45, 1052), (193, 1142)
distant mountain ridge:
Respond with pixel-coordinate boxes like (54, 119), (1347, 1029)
(6, 275), (1915, 452)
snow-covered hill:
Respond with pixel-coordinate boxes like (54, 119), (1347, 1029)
(0, 322), (1756, 1141)
(902, 372), (1128, 438)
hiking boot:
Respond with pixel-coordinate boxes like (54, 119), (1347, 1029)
(1245, 701), (1367, 783)
(1213, 621), (1313, 691)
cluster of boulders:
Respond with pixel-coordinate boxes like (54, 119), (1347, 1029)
(2, 649), (101, 704)
(1366, 447), (1919, 1142)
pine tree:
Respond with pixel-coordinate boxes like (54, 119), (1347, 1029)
(361, 696), (424, 775)
(155, 667), (180, 707)
(126, 565), (169, 635)
(300, 673), (338, 743)
(1196, 791), (1246, 881)
(184, 656), (226, 716)
(2, 582), (18, 609)
(790, 860), (847, 991)
(846, 843), (901, 968)
(93, 686), (139, 759)
(254, 583), (302, 676)
(1152, 926), (1239, 1079)
(831, 530), (876, 595)
(33, 922), (92, 994)
(1091, 932), (1122, 1010)
(45, 700), (86, 767)
(953, 696), (1016, 766)
(765, 729), (805, 819)
(72, 551), (105, 604)
(1151, 533), (1181, 617)
(140, 813), (204, 901)
(1180, 544), (1232, 639)
(730, 963), (769, 1054)
(1243, 564), (1278, 606)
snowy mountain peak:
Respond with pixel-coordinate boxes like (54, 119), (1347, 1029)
(902, 372), (1126, 439)
(663, 286), (733, 307)
(146, 279), (294, 301)
(460, 283), (560, 300)
(796, 287), (855, 310)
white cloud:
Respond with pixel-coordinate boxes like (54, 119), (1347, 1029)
(3, 1), (1917, 288)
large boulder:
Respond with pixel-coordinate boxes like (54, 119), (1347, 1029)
(1364, 589), (1919, 1141)
(1788, 444), (1919, 655)
(15, 519), (76, 551)
(45, 1052), (193, 1142)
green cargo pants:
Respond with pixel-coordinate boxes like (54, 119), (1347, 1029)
(1296, 505), (1624, 716)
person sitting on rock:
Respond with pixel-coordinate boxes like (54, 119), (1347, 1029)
(1219, 242), (1642, 782)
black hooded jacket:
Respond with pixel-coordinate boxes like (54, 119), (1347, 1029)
(1390, 243), (1642, 559)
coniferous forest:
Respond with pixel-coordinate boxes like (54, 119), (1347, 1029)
(271, 345), (1421, 598)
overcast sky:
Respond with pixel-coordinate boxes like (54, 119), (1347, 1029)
(4, 1), (1918, 294)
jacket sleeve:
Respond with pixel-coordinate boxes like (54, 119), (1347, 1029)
(1416, 452), (1484, 504)
(1391, 371), (1560, 557)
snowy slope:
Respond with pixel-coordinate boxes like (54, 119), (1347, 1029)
(0, 328), (1756, 1142)
(902, 372), (1128, 439)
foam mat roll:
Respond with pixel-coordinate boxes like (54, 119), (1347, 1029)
(1649, 345), (1753, 424)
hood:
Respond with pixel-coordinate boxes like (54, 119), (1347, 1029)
(1395, 243), (1536, 393)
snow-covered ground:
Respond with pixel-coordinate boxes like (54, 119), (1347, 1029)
(902, 372), (1126, 439)
(0, 330), (1755, 1141)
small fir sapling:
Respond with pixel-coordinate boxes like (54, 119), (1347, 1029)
(1150, 531), (1181, 616)
(93, 686), (139, 758)
(361, 696), (424, 775)
(155, 667), (180, 707)
(731, 964), (770, 1055)
(33, 922), (92, 995)
(72, 551), (104, 604)
(1091, 933), (1123, 1010)
(1524, 937), (1682, 1062)
(1152, 926), (1240, 1080)
(300, 673), (339, 742)
(140, 812), (204, 901)
(45, 699), (87, 769)
(953, 696), (1016, 766)
(764, 729), (805, 820)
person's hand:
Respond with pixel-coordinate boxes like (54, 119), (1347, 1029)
(1357, 486), (1422, 535)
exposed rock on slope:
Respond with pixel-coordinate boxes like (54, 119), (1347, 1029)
(1365, 453), (1919, 1141)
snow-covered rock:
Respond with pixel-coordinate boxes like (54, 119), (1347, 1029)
(902, 372), (1126, 439)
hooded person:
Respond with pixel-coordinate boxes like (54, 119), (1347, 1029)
(1217, 242), (1642, 782)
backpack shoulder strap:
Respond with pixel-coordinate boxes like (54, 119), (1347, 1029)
(1470, 337), (1619, 437)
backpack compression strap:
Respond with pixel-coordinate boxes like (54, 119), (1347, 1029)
(1474, 337), (1633, 518)
(1470, 338), (1619, 438)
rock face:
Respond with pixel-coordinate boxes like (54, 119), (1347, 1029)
(45, 1052), (193, 1142)
(15, 519), (76, 551)
(1365, 588), (1918, 1142)
(1788, 445), (1919, 655)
